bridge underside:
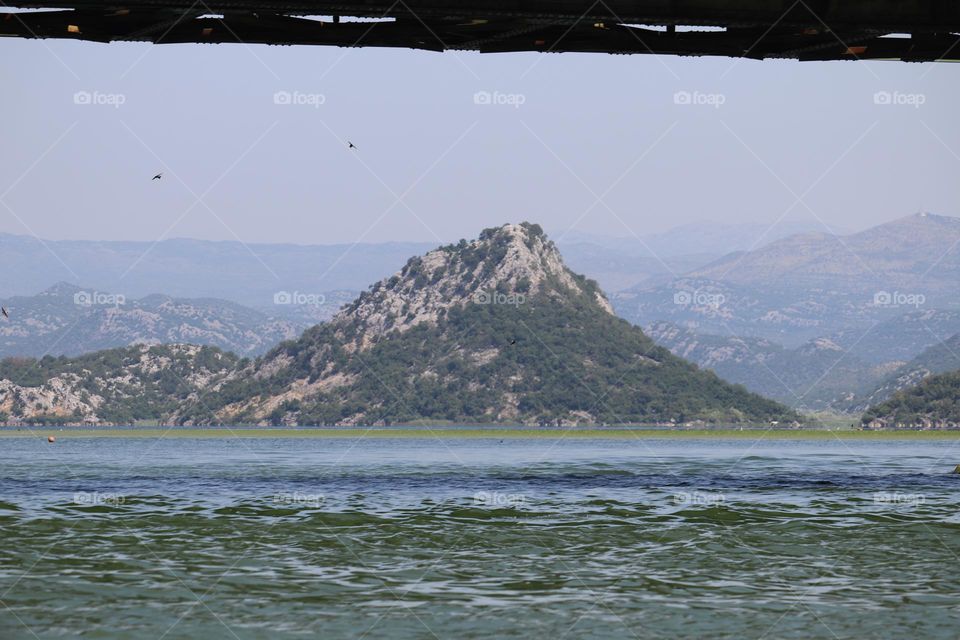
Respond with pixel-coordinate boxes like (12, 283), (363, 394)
(2, 1), (959, 61)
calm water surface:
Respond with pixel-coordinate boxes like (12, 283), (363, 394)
(2, 436), (959, 639)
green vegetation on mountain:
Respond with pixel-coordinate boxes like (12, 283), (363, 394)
(0, 345), (239, 425)
(861, 370), (960, 428)
(0, 223), (802, 427)
(177, 223), (798, 427)
(844, 333), (960, 413)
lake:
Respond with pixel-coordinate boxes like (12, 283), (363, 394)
(2, 435), (959, 638)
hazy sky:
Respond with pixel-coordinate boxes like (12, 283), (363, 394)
(1, 29), (958, 245)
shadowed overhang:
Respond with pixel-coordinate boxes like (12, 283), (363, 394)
(2, 0), (959, 61)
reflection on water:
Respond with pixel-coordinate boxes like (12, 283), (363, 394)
(2, 437), (959, 639)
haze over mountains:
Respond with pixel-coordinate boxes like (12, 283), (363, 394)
(562, 218), (852, 257)
(0, 233), (433, 308)
(621, 214), (960, 411)
(614, 213), (960, 346)
(0, 213), (956, 417)
(691, 213), (957, 292)
(0, 218), (843, 306)
(645, 322), (891, 412)
(843, 333), (960, 414)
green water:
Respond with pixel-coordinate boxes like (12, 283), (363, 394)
(2, 436), (959, 638)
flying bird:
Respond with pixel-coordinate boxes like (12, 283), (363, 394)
(152, 172), (163, 181)
(347, 141), (357, 151)
(1, 307), (8, 319)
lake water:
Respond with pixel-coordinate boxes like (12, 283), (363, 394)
(2, 436), (959, 639)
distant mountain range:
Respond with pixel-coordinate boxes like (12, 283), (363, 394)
(554, 219), (850, 292)
(615, 213), (960, 353)
(830, 309), (960, 366)
(840, 334), (960, 414)
(0, 213), (956, 420)
(0, 218), (847, 310)
(0, 224), (797, 427)
(0, 283), (317, 357)
(645, 322), (892, 411)
(560, 219), (852, 259)
(648, 318), (960, 414)
(689, 213), (958, 296)
(615, 213), (960, 414)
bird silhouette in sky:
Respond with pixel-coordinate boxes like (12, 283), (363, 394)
(152, 172), (163, 181)
(1, 307), (8, 319)
(347, 141), (357, 151)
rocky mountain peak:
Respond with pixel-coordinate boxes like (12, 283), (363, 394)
(334, 222), (613, 350)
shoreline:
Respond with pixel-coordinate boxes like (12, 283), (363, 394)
(3, 426), (960, 439)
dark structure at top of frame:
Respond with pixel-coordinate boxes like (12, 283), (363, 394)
(2, 0), (959, 61)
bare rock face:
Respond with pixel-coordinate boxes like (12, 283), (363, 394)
(333, 222), (613, 351)
(0, 344), (238, 425)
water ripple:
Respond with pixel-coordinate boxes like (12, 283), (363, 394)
(1, 437), (959, 639)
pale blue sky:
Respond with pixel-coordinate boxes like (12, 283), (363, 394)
(1, 34), (957, 245)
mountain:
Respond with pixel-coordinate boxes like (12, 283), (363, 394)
(557, 219), (851, 259)
(828, 310), (960, 365)
(0, 283), (317, 357)
(0, 344), (239, 425)
(689, 213), (960, 296)
(614, 213), (960, 354)
(902, 334), (960, 379)
(172, 223), (798, 427)
(613, 277), (831, 346)
(553, 220), (849, 292)
(861, 370), (960, 429)
(841, 333), (960, 413)
(0, 220), (853, 317)
(645, 322), (888, 411)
